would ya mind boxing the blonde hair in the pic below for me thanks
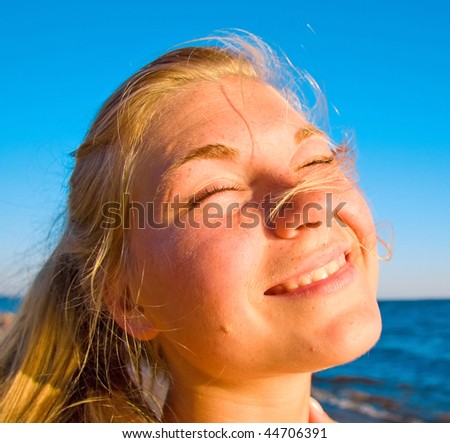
[0,32,332,422]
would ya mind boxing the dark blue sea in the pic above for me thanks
[313,299,450,422]
[0,296,21,313]
[1,296,449,422]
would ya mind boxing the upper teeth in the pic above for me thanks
[267,253,346,295]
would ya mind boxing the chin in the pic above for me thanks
[320,299,382,370]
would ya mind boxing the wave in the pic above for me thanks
[311,386,409,422]
[312,372,450,423]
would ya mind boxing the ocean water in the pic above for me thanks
[1,296,449,422]
[313,300,450,422]
[0,296,21,313]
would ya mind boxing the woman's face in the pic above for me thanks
[129,76,381,382]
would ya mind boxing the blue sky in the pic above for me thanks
[0,0,449,299]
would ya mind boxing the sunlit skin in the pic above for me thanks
[123,77,381,422]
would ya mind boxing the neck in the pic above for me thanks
[163,372,312,423]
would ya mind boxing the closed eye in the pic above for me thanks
[298,154,336,170]
[188,184,241,207]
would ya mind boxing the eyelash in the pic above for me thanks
[189,184,241,206]
[301,154,335,168]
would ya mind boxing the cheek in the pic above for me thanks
[349,191,379,291]
[171,226,257,287]
[131,224,262,330]
[132,225,269,375]
[341,188,378,248]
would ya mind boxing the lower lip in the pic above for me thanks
[265,259,357,299]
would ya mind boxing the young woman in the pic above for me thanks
[0,32,381,422]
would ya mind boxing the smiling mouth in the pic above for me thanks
[264,253,348,295]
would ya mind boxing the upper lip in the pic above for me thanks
[264,242,351,293]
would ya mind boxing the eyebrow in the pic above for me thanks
[157,143,239,197]
[169,143,240,171]
[165,142,239,177]
[294,125,326,144]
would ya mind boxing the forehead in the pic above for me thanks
[158,76,307,153]
[134,77,310,200]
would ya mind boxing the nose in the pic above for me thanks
[268,191,346,239]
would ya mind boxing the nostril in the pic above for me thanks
[302,221,322,229]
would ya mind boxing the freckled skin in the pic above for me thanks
[128,77,381,421]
